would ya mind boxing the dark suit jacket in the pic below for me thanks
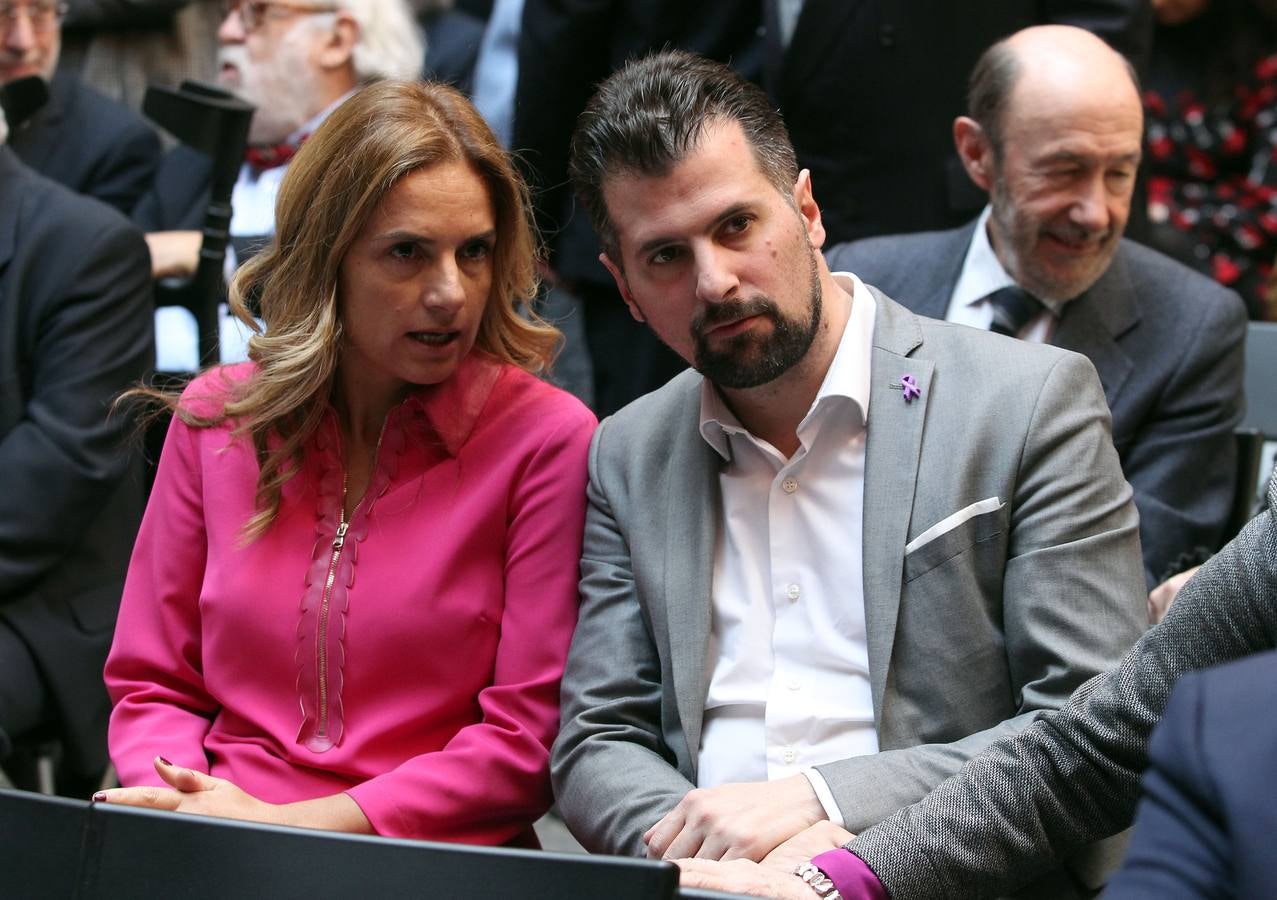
[421,8,485,95]
[827,224,1247,587]
[1104,650,1277,899]
[8,73,161,214]
[130,143,212,232]
[0,146,153,776]
[512,0,763,288]
[845,469,1277,900]
[767,0,1152,244]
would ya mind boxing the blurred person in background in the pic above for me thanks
[1,0,160,211]
[0,102,153,797]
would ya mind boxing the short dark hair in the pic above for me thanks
[967,36,1141,159]
[568,49,799,259]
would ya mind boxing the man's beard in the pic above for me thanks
[691,250,822,389]
[219,36,321,145]
[989,181,1119,304]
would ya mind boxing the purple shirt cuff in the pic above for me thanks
[812,848,888,900]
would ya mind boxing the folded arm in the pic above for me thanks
[847,473,1277,900]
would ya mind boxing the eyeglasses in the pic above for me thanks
[222,0,337,31]
[0,1,67,33]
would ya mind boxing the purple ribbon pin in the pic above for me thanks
[900,374,921,403]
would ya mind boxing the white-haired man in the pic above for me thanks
[137,0,422,282]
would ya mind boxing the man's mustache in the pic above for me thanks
[692,297,778,337]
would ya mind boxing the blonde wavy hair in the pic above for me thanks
[173,80,558,539]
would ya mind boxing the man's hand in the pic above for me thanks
[1148,565,1201,624]
[144,230,202,280]
[644,774,826,861]
[676,859,815,899]
[761,820,855,873]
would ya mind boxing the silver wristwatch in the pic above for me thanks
[793,861,843,899]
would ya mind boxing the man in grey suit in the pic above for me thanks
[551,49,1147,876]
[825,26,1247,592]
[679,467,1277,898]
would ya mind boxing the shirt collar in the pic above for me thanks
[243,89,359,181]
[698,273,876,461]
[951,205,1064,315]
[291,88,358,146]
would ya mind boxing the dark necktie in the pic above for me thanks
[985,285,1042,337]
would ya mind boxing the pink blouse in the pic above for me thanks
[105,354,595,845]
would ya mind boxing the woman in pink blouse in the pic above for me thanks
[98,80,596,846]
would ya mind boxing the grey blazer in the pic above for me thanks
[826,226,1248,587]
[850,469,1277,900]
[551,290,1147,856]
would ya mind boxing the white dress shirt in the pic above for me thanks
[696,273,878,825]
[945,205,1062,344]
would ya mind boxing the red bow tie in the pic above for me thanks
[244,134,308,174]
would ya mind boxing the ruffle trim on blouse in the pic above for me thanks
[292,353,503,753]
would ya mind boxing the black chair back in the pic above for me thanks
[0,790,86,900]
[142,81,255,368]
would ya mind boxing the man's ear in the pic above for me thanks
[792,169,826,250]
[317,12,359,70]
[600,252,645,323]
[953,116,995,193]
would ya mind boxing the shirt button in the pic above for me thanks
[782,477,799,494]
[786,583,801,601]
[783,747,797,764]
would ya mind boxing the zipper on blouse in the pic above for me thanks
[314,419,387,744]
[316,501,348,742]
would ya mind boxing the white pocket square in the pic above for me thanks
[905,496,1005,555]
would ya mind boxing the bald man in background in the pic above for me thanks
[827,24,1246,594]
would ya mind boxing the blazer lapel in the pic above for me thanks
[662,382,722,776]
[10,74,66,162]
[913,223,974,320]
[860,290,932,720]
[1051,245,1139,410]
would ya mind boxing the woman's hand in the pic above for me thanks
[761,820,856,873]
[94,757,280,824]
[94,757,372,834]
[676,859,817,899]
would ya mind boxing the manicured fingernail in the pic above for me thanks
[157,756,173,766]
[92,791,107,802]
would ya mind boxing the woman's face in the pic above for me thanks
[337,160,496,403]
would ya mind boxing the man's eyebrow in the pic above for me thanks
[1037,149,1142,167]
[634,202,756,258]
